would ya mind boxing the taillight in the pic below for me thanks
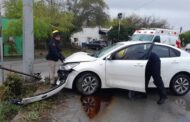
[176,40,181,48]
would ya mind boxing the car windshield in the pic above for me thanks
[131,34,154,41]
[90,43,124,58]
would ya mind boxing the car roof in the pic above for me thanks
[118,41,156,46]
[98,41,190,59]
[118,41,182,51]
[118,41,190,56]
[118,41,149,45]
[120,41,173,47]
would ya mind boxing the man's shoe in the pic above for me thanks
[157,97,168,105]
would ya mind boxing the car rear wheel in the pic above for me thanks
[170,74,190,96]
[76,73,100,96]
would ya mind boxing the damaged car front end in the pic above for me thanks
[57,62,80,85]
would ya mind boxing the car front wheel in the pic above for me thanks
[170,74,190,96]
[76,73,100,96]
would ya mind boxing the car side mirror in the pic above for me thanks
[106,52,118,60]
[154,39,160,43]
[106,55,113,60]
[153,36,161,43]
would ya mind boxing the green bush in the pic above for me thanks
[3,73,24,100]
[0,85,6,101]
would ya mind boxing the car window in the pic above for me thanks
[95,43,124,58]
[131,34,154,41]
[169,48,180,57]
[113,44,151,60]
[152,45,169,58]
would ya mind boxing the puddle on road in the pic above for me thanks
[80,95,112,119]
[48,89,190,122]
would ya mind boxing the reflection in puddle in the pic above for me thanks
[80,95,112,119]
[49,90,190,122]
[79,93,190,122]
[174,98,187,110]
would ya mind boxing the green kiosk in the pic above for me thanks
[1,18,23,56]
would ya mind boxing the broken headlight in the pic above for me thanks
[59,63,80,71]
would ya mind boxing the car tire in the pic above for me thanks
[170,74,190,96]
[76,73,100,96]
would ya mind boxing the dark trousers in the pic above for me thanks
[145,61,167,98]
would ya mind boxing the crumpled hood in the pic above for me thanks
[64,52,97,63]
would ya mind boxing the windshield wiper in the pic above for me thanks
[88,52,97,57]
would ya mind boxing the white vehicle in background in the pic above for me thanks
[131,28,181,48]
[185,43,190,52]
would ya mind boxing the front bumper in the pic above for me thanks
[57,69,79,88]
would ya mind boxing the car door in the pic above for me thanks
[105,43,152,92]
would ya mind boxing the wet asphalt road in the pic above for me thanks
[2,58,190,122]
[44,89,190,122]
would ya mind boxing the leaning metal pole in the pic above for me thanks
[23,0,34,78]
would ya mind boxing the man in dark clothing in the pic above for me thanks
[46,30,65,85]
[145,52,168,105]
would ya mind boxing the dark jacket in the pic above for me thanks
[46,38,65,62]
[148,52,160,64]
[146,52,161,72]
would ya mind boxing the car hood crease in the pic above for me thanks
[64,52,97,63]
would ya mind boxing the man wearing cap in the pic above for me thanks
[46,30,65,85]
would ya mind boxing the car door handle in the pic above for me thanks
[172,60,179,64]
[134,64,144,67]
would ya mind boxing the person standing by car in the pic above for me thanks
[46,30,65,85]
[145,52,168,105]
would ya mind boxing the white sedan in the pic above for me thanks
[58,41,190,96]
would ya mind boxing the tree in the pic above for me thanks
[3,0,75,44]
[108,14,169,42]
[3,0,22,18]
[180,31,190,45]
[65,0,109,27]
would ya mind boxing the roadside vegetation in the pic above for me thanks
[180,31,190,46]
[2,0,173,50]
[0,73,55,122]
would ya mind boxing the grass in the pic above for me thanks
[20,100,53,122]
[4,48,80,60]
[0,47,79,121]
[63,48,81,57]
[0,73,55,122]
[0,84,54,122]
[34,48,80,59]
[0,85,6,101]
[0,102,21,122]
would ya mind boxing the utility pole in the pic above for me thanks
[117,13,122,41]
[23,0,34,78]
[180,26,183,33]
[0,5,4,84]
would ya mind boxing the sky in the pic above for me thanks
[0,0,189,32]
[105,0,190,32]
